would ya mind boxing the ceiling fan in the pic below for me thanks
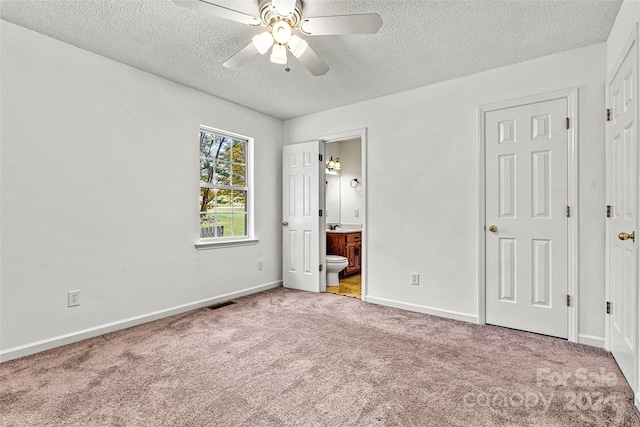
[173,0,383,76]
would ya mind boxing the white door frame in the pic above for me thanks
[319,128,368,300]
[605,23,640,407]
[477,88,579,343]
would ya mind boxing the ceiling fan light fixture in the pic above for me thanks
[272,20,292,44]
[287,35,308,58]
[173,0,383,77]
[270,43,288,64]
[252,32,274,54]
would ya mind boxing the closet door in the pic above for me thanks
[607,29,638,393]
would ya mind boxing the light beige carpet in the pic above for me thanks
[1,287,639,426]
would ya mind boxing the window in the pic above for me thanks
[199,126,253,244]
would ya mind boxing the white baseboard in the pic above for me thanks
[365,295,478,324]
[0,281,282,363]
[365,296,607,349]
[577,334,606,348]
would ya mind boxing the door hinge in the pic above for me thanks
[319,209,323,217]
[606,301,611,314]
[566,117,570,129]
[319,264,323,272]
[319,154,323,162]
[606,109,611,121]
[566,295,571,307]
[566,206,570,217]
[606,205,612,218]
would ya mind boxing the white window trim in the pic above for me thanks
[195,238,259,250]
[195,125,255,250]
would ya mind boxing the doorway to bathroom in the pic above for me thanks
[281,128,367,299]
[323,133,365,300]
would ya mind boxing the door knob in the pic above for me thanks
[282,221,289,226]
[488,225,498,233]
[618,231,635,242]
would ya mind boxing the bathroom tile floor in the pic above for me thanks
[326,274,361,298]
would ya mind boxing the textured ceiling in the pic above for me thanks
[0,0,623,120]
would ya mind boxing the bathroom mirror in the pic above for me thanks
[325,174,341,224]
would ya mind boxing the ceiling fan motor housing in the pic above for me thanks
[259,0,303,27]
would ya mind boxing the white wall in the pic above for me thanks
[338,139,362,226]
[325,142,341,224]
[607,0,640,77]
[325,174,341,224]
[284,43,608,344]
[0,22,283,360]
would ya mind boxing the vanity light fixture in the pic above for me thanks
[326,156,341,171]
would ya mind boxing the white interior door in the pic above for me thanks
[607,39,637,391]
[282,141,322,292]
[485,98,569,338]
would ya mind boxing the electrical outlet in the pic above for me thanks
[354,209,359,217]
[68,290,80,307]
[411,273,420,286]
[258,260,264,270]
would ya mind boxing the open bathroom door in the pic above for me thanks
[282,141,324,292]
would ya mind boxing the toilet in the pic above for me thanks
[326,255,349,287]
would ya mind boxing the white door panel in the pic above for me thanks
[283,141,322,292]
[607,39,637,391]
[486,98,569,338]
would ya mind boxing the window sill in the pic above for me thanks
[195,238,259,250]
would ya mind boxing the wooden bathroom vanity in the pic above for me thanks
[326,231,361,278]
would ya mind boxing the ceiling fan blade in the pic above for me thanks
[223,43,259,69]
[272,0,296,16]
[173,0,261,26]
[297,45,329,76]
[301,13,382,35]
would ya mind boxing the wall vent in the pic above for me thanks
[207,301,236,310]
